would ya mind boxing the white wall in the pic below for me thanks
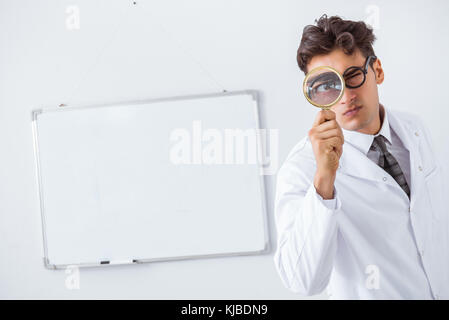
[1,0,448,299]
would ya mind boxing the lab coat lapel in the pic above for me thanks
[338,140,390,183]
[387,110,434,260]
[338,128,405,195]
[387,109,425,209]
[338,108,423,205]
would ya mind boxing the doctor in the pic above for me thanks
[273,15,448,299]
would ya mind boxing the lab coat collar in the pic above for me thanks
[341,103,392,155]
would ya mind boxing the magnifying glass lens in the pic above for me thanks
[304,69,343,107]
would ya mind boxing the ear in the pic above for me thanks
[373,58,384,84]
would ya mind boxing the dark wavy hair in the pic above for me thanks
[297,14,376,74]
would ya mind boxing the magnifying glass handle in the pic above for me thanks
[322,106,331,122]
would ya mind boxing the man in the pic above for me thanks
[273,14,448,299]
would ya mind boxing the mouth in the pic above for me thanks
[344,106,362,117]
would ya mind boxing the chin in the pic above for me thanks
[342,120,363,131]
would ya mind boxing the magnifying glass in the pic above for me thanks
[303,66,345,110]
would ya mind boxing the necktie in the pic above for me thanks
[370,135,411,199]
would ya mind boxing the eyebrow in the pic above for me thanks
[309,72,339,86]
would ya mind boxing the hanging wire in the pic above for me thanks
[64,2,134,104]
[137,3,227,93]
[63,1,227,105]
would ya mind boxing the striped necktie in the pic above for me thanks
[370,135,410,199]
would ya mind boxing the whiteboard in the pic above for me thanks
[31,91,269,269]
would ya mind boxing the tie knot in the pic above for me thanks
[371,135,387,153]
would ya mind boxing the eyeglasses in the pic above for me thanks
[302,55,377,109]
[343,55,377,89]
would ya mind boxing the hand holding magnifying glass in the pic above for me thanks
[303,65,346,199]
[302,56,377,199]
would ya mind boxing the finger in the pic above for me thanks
[314,119,340,133]
[312,109,336,127]
[323,136,344,151]
[321,109,336,122]
[332,137,343,156]
[315,128,341,140]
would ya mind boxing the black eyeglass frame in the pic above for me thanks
[343,55,377,89]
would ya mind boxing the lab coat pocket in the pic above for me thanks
[424,165,443,222]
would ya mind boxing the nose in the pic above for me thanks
[340,88,357,105]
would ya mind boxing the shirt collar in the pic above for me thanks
[341,103,392,155]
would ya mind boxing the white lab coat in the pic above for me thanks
[273,107,449,299]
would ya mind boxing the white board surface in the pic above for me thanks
[32,91,269,269]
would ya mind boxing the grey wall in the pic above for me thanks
[1,0,448,299]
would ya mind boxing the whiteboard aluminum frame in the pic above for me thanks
[31,90,270,269]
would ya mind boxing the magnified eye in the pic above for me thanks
[304,67,344,106]
[309,72,341,93]
[313,80,341,93]
[308,79,342,106]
